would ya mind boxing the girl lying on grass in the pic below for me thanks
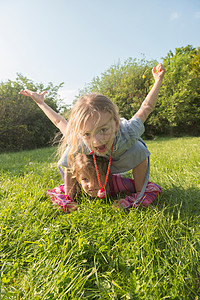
[47,153,162,213]
[19,63,165,212]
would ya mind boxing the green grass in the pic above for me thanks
[0,137,199,299]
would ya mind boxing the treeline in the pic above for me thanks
[0,75,64,152]
[78,45,200,137]
[0,45,199,152]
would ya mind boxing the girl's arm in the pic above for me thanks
[110,174,162,209]
[134,63,166,123]
[64,168,77,197]
[19,89,68,135]
[113,180,162,210]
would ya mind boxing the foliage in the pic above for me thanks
[0,137,199,298]
[1,45,200,154]
[0,74,64,152]
[76,46,200,137]
[77,57,157,121]
[190,46,200,77]
[151,45,200,135]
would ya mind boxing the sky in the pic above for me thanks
[0,0,200,106]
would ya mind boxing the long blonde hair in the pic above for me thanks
[58,93,119,166]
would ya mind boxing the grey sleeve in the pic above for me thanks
[126,117,145,138]
[58,146,70,168]
[120,117,145,141]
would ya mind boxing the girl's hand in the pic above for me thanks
[152,63,166,82]
[19,89,47,105]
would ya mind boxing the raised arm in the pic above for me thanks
[134,63,166,123]
[19,89,68,135]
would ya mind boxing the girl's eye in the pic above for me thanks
[81,178,88,182]
[100,128,108,133]
[83,132,90,138]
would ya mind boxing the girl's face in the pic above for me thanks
[79,171,105,197]
[81,112,118,155]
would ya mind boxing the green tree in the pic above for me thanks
[154,45,200,135]
[67,46,200,137]
[77,57,157,121]
[0,74,64,152]
[189,46,200,77]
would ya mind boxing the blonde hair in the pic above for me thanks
[58,93,119,166]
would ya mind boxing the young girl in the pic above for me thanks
[46,154,162,213]
[19,63,165,201]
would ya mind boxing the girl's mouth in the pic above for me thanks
[89,188,98,192]
[95,145,107,153]
[88,189,98,196]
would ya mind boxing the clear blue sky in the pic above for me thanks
[0,0,199,105]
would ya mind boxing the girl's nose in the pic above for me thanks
[92,134,100,145]
[89,179,97,189]
[89,180,94,188]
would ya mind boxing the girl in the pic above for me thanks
[19,63,165,200]
[47,154,162,213]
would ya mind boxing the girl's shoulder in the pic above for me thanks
[112,117,145,154]
[119,116,144,132]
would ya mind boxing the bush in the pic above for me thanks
[0,75,65,152]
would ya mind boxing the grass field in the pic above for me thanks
[0,137,199,299]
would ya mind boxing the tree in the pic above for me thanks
[65,46,200,137]
[154,45,200,135]
[77,57,157,122]
[0,74,64,152]
[189,47,200,77]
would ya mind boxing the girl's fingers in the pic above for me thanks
[154,64,166,76]
[156,64,162,72]
[152,64,166,80]
[23,89,31,95]
[157,63,165,72]
[19,90,47,98]
[41,91,48,96]
[19,89,31,95]
[19,90,25,95]
[152,66,156,75]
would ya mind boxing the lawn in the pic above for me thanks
[0,137,199,299]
